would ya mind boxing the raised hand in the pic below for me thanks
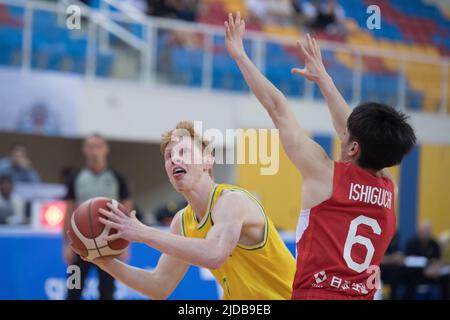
[291,34,329,84]
[224,12,246,60]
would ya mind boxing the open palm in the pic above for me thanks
[225,12,246,59]
[292,34,328,83]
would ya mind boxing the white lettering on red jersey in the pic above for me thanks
[292,161,396,300]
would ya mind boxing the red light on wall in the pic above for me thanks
[40,201,66,229]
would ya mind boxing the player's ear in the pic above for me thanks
[203,152,215,172]
[348,141,360,157]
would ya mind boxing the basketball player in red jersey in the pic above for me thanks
[226,12,416,299]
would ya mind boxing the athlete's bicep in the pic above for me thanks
[285,130,333,181]
[206,193,246,258]
[269,100,332,181]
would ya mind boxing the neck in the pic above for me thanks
[87,162,106,173]
[182,175,215,222]
[347,159,380,176]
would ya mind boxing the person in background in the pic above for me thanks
[403,221,445,299]
[175,0,201,22]
[300,0,321,27]
[0,175,25,225]
[301,0,346,36]
[379,233,404,299]
[434,230,450,299]
[317,0,346,35]
[155,200,187,226]
[146,0,178,18]
[0,143,41,183]
[146,0,200,21]
[246,0,294,25]
[62,133,133,300]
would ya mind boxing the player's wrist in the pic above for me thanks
[97,257,114,270]
[316,73,333,88]
[233,52,248,63]
[135,224,152,243]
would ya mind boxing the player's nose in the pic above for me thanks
[171,154,182,165]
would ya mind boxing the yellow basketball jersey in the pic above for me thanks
[180,184,296,300]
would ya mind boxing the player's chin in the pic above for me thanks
[171,177,188,193]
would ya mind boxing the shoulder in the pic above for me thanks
[170,209,186,235]
[217,189,251,207]
[109,168,127,181]
[212,189,252,221]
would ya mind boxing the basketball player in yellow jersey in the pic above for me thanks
[81,121,296,300]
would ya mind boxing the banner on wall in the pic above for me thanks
[0,69,81,137]
[0,231,296,300]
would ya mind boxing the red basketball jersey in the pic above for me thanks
[292,161,396,300]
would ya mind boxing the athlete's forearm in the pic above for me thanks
[140,226,225,269]
[317,74,351,140]
[98,258,168,300]
[234,53,289,118]
[234,53,307,153]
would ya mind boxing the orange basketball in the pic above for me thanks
[67,197,129,259]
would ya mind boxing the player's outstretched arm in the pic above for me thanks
[225,12,332,180]
[98,194,245,270]
[292,34,350,141]
[83,212,189,300]
[293,36,397,188]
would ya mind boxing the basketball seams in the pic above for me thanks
[70,208,96,251]
[87,199,103,258]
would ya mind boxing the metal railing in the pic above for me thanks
[0,0,448,114]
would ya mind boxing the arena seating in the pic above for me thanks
[0,0,448,112]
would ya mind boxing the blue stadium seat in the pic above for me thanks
[171,46,203,87]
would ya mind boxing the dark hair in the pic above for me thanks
[347,102,416,171]
[0,175,12,184]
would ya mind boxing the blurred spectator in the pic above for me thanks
[175,0,200,22]
[62,133,133,300]
[59,166,75,186]
[403,221,448,299]
[438,230,450,267]
[380,233,404,300]
[146,0,200,22]
[0,143,41,183]
[155,200,187,226]
[147,0,177,17]
[0,175,25,225]
[301,0,346,36]
[300,0,320,26]
[246,0,294,25]
[437,230,450,299]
